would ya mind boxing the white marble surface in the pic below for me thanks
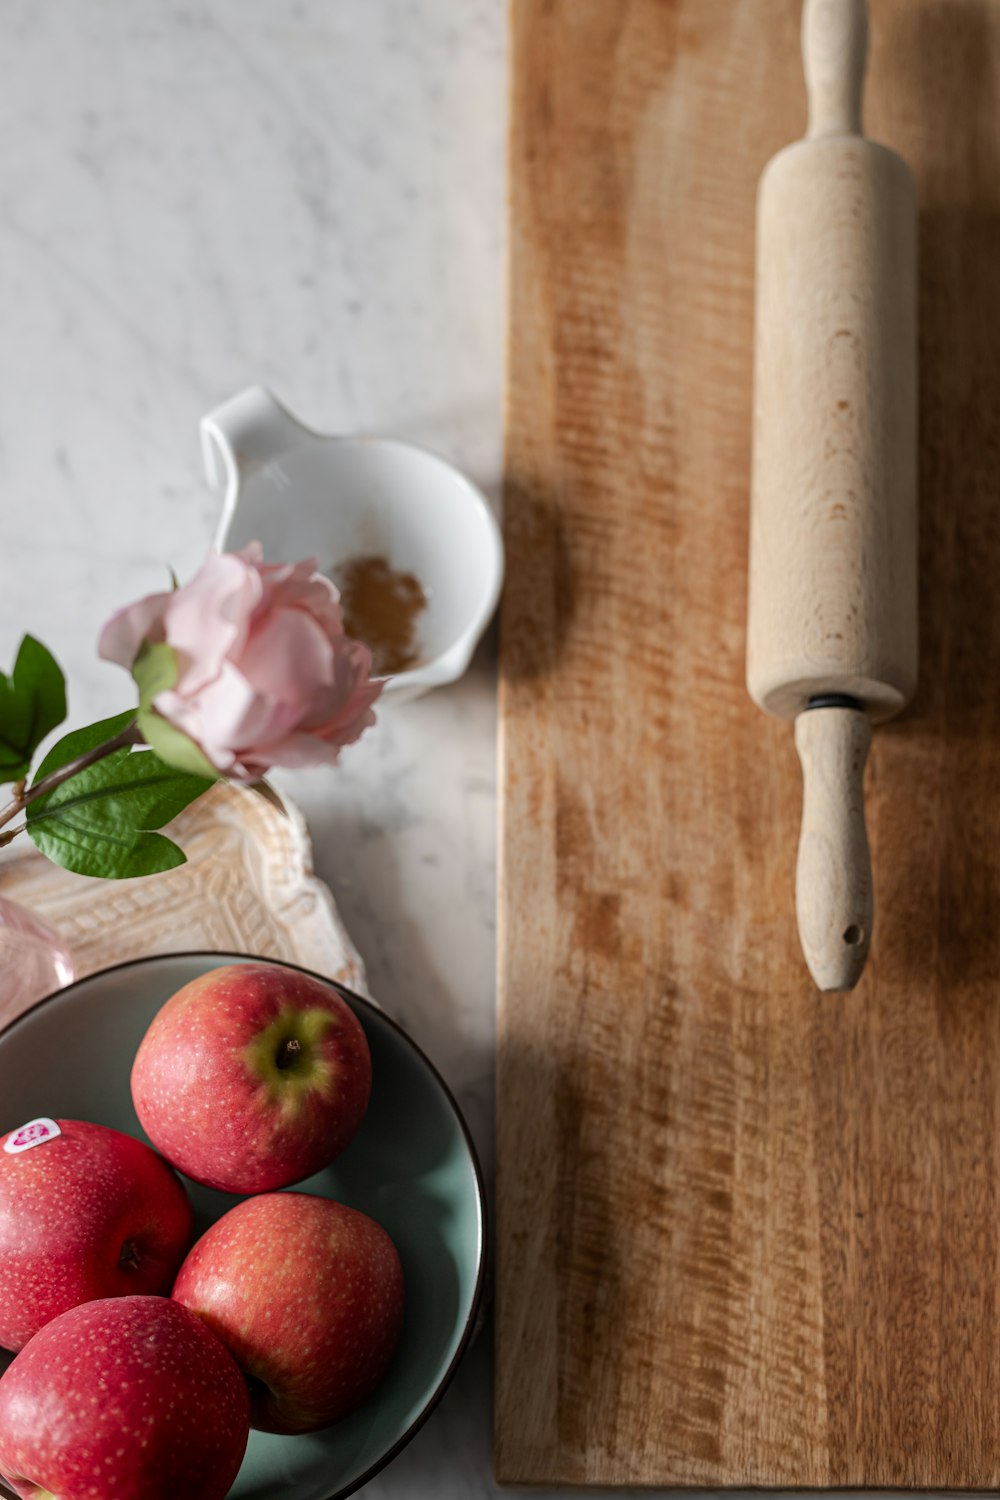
[0,9,907,1499]
[0,3,509,1495]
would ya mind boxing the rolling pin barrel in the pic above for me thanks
[746,0,918,991]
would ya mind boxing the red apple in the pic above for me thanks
[0,1117,193,1352]
[0,1295,249,1500]
[173,1192,404,1433]
[131,962,372,1193]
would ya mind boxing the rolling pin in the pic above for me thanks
[746,0,917,992]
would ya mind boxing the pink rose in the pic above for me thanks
[99,543,382,780]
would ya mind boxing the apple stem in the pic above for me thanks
[276,1037,302,1070]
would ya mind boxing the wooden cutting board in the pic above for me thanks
[496,0,1000,1487]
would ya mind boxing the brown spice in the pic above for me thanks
[335,554,428,677]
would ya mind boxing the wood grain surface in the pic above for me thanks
[496,0,1000,1486]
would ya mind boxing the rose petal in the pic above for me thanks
[238,733,347,775]
[247,653,382,773]
[98,592,172,669]
[118,543,381,779]
[153,662,262,775]
[238,609,335,705]
[162,551,262,694]
[300,639,381,735]
[259,559,343,636]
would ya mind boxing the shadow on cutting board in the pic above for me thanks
[876,0,1000,991]
[500,479,577,681]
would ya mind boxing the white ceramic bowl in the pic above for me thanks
[202,387,504,703]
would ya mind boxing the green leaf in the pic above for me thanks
[31,711,137,785]
[132,644,219,780]
[133,642,177,709]
[27,737,214,880]
[0,635,67,781]
[137,706,219,781]
[248,779,287,816]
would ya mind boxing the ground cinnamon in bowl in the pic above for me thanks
[334,555,428,677]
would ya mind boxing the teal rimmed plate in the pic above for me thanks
[0,952,486,1500]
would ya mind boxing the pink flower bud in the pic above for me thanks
[99,544,382,779]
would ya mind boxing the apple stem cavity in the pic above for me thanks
[276,1037,303,1070]
[117,1239,142,1271]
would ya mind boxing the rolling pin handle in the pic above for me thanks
[794,704,873,992]
[802,0,868,139]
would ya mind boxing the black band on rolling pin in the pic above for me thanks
[805,693,864,712]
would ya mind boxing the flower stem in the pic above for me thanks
[0,720,142,835]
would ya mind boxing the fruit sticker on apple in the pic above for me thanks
[131,961,372,1194]
[3,1119,61,1154]
[0,1118,194,1352]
